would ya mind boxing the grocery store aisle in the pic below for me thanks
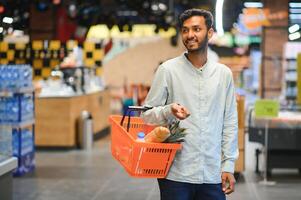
[13,134,301,200]
[13,135,160,200]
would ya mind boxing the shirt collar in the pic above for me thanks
[182,52,216,78]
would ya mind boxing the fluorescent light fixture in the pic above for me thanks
[289,3,301,8]
[0,27,3,33]
[289,14,301,19]
[151,4,158,11]
[289,24,300,33]
[215,0,225,36]
[244,2,263,8]
[3,17,13,24]
[289,32,301,40]
[289,8,301,13]
[158,3,167,11]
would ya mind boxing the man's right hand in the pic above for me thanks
[171,103,190,120]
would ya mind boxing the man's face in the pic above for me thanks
[181,16,213,53]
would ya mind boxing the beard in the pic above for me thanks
[185,34,208,53]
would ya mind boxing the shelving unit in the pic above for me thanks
[284,58,297,100]
[0,157,17,200]
[0,65,35,178]
[282,42,301,107]
[0,88,18,200]
[0,89,35,176]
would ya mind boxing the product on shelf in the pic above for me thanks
[282,42,301,104]
[12,128,34,157]
[0,94,34,123]
[0,65,32,91]
[12,127,35,176]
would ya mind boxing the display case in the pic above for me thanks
[248,111,301,175]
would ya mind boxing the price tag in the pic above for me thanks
[254,99,279,118]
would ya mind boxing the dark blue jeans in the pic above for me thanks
[158,179,226,200]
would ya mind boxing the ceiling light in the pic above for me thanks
[158,3,167,11]
[288,24,300,33]
[289,3,301,8]
[68,2,77,18]
[289,14,301,19]
[151,2,168,15]
[216,0,225,36]
[151,4,158,11]
[3,17,13,24]
[289,8,301,14]
[244,2,263,8]
[289,32,301,40]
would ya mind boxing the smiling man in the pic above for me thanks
[141,9,238,200]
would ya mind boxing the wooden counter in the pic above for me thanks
[35,90,110,147]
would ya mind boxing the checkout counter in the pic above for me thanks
[34,65,110,147]
[35,90,110,147]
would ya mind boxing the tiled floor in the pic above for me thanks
[13,134,301,200]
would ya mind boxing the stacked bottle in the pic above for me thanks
[0,65,32,90]
[0,94,34,123]
[12,128,33,157]
[0,64,35,176]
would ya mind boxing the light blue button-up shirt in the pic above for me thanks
[141,53,238,184]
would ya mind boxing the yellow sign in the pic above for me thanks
[254,99,279,118]
[87,24,177,39]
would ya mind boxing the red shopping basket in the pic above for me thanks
[109,110,182,178]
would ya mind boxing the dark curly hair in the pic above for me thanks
[178,8,214,30]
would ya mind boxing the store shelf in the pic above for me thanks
[286,58,297,61]
[286,68,297,72]
[286,79,297,82]
[0,119,35,128]
[0,157,17,176]
[0,87,34,97]
[282,42,301,104]
[286,95,297,100]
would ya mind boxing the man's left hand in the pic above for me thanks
[221,172,236,195]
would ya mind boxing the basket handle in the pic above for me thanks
[120,105,153,132]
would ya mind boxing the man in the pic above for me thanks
[141,8,238,200]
